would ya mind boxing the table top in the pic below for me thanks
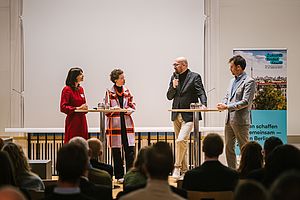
[168,108,222,112]
[75,108,128,113]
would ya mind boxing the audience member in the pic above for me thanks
[87,138,113,177]
[0,138,4,150]
[262,136,283,162]
[269,170,300,200]
[2,143,45,191]
[238,141,263,179]
[0,186,27,200]
[69,137,111,188]
[43,143,93,200]
[247,137,283,182]
[120,142,185,200]
[45,142,112,200]
[234,180,268,200]
[123,146,148,190]
[183,133,238,191]
[263,144,300,188]
[0,151,17,186]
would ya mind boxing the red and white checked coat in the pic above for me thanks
[105,86,136,148]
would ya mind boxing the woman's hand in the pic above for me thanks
[77,104,88,110]
[125,108,135,115]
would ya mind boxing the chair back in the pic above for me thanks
[188,191,234,200]
[28,190,45,200]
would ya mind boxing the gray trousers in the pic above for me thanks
[225,123,249,169]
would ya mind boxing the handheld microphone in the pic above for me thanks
[173,72,179,80]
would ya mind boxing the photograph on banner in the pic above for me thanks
[233,49,287,154]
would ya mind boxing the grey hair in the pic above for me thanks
[69,136,89,151]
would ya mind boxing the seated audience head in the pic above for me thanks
[56,143,88,184]
[87,138,102,160]
[0,186,27,200]
[69,136,90,155]
[0,151,16,186]
[2,143,31,181]
[145,142,173,180]
[234,180,268,200]
[0,138,4,150]
[202,133,223,159]
[238,141,263,178]
[263,136,283,161]
[264,144,300,187]
[269,170,300,200]
[131,146,149,174]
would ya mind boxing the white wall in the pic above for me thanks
[2,0,300,136]
[206,0,300,135]
[0,0,10,131]
[23,0,205,128]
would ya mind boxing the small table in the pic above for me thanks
[168,108,221,167]
[75,108,128,162]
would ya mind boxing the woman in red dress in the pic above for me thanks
[60,67,88,143]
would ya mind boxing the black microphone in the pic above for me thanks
[173,72,179,80]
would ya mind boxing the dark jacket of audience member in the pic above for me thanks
[43,143,94,200]
[238,141,263,179]
[2,143,45,191]
[183,133,239,191]
[69,137,112,188]
[45,177,112,200]
[263,144,300,188]
[88,138,113,177]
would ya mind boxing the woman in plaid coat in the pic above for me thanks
[105,69,136,182]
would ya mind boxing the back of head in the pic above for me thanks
[238,141,263,177]
[69,136,89,151]
[56,143,88,183]
[202,133,224,158]
[263,136,283,161]
[2,143,31,175]
[264,144,300,187]
[145,142,173,180]
[132,146,149,173]
[87,138,102,159]
[0,138,4,150]
[0,151,16,186]
[0,186,27,200]
[234,180,268,200]
[270,170,300,200]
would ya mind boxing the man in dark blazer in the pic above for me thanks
[217,55,256,169]
[167,57,207,178]
[87,138,113,177]
[182,133,239,192]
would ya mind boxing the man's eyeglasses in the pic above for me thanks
[173,63,180,67]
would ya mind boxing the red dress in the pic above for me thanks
[60,86,88,143]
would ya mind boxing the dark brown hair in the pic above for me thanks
[65,67,83,90]
[110,69,123,83]
[229,55,246,70]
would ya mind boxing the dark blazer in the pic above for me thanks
[90,159,113,178]
[167,69,207,122]
[182,160,239,191]
[45,177,112,200]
